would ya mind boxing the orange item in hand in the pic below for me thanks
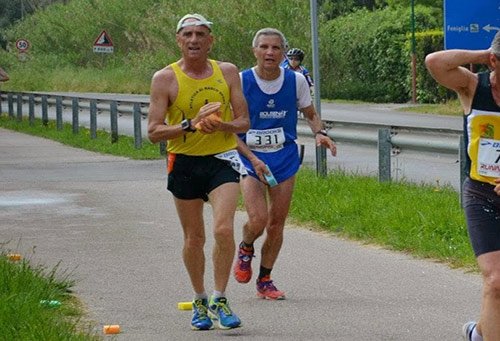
[194,113,221,130]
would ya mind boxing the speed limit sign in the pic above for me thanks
[15,39,30,52]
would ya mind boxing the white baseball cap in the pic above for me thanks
[176,13,213,33]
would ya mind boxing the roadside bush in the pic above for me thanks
[0,0,312,92]
[320,5,441,103]
[406,30,456,103]
[1,0,448,103]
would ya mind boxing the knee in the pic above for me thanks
[266,222,284,241]
[213,225,233,242]
[483,271,500,299]
[184,235,205,250]
[248,212,267,230]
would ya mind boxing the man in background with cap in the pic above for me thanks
[148,13,249,331]
[426,32,500,341]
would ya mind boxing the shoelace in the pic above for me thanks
[214,298,233,316]
[193,300,208,318]
[237,250,254,270]
[259,279,278,291]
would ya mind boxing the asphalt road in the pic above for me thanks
[0,128,481,341]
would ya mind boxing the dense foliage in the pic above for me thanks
[320,5,442,102]
[0,0,450,102]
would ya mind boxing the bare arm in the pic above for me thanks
[425,49,491,113]
[147,67,186,143]
[301,104,337,157]
[236,137,268,183]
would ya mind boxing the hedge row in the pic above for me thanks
[319,6,450,103]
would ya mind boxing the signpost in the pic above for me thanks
[15,38,30,62]
[444,0,500,49]
[15,39,30,52]
[93,30,114,53]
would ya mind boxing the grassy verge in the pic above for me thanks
[399,99,463,116]
[0,252,99,340]
[0,114,162,160]
[292,169,472,269]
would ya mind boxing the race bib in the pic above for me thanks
[477,138,500,177]
[214,149,248,176]
[246,128,285,153]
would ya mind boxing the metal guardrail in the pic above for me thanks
[0,91,465,189]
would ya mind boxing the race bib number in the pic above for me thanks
[214,149,248,176]
[246,128,285,153]
[477,138,500,177]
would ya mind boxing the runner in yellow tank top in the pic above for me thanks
[147,13,249,331]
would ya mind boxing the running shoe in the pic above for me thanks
[462,321,477,341]
[256,275,285,300]
[208,296,241,329]
[191,298,213,331]
[233,243,254,283]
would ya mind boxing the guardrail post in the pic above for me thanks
[29,94,35,126]
[378,128,392,182]
[133,103,142,149]
[316,146,327,177]
[458,135,466,205]
[42,95,48,126]
[159,141,167,156]
[8,93,14,118]
[72,97,79,134]
[90,99,97,139]
[56,96,63,130]
[16,93,23,121]
[110,101,118,143]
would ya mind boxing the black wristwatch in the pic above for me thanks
[181,119,196,132]
[315,129,328,137]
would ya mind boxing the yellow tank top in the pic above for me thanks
[467,109,500,184]
[166,60,237,155]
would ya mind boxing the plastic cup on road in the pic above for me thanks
[103,325,121,334]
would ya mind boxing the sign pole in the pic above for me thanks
[411,0,417,104]
[310,0,327,177]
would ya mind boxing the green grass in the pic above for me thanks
[399,99,463,116]
[0,114,162,160]
[291,169,473,269]
[0,251,99,340]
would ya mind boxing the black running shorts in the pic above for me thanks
[167,153,240,202]
[462,177,500,257]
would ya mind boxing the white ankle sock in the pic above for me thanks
[471,326,483,341]
[212,290,224,298]
[194,293,207,300]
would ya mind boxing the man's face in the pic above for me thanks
[253,34,284,71]
[176,20,213,59]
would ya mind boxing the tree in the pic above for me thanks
[0,0,66,49]
[318,0,383,20]
[386,0,442,8]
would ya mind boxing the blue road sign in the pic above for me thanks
[444,0,500,50]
